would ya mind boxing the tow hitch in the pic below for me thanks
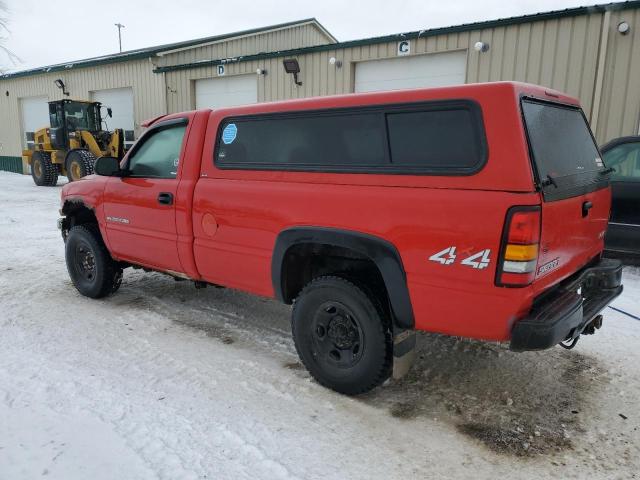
[560,314,604,350]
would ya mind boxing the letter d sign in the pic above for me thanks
[397,40,410,56]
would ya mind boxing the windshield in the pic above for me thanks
[522,99,606,199]
[64,102,100,131]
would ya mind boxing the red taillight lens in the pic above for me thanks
[507,210,541,244]
[496,206,541,287]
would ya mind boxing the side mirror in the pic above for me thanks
[107,107,113,118]
[94,156,121,176]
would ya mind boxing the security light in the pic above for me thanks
[256,68,267,75]
[618,21,630,35]
[283,59,302,86]
[54,79,70,96]
[474,41,490,53]
[329,57,343,68]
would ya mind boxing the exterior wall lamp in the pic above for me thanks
[474,41,490,53]
[54,79,70,96]
[618,21,630,35]
[329,57,343,68]
[283,59,302,86]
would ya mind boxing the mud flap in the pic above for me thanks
[392,329,417,379]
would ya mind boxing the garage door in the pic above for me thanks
[195,75,257,109]
[91,87,135,148]
[354,51,467,93]
[20,96,49,149]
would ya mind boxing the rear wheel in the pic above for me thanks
[66,149,96,182]
[65,225,122,298]
[292,276,392,395]
[31,151,58,186]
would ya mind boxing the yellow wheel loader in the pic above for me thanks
[23,99,125,186]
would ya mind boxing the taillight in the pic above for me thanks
[496,206,541,287]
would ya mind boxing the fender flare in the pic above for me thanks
[272,227,415,329]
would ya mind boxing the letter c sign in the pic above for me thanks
[397,40,410,56]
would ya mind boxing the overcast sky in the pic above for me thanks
[2,0,596,71]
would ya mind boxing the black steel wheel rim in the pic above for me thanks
[74,241,96,282]
[310,301,365,369]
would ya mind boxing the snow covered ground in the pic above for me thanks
[0,171,638,480]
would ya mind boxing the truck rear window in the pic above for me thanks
[215,101,486,175]
[522,99,606,200]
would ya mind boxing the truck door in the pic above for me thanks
[103,118,188,273]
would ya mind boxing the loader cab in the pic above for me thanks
[48,100,104,149]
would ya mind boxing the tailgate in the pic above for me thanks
[521,98,611,293]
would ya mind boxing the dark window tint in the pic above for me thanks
[128,125,186,178]
[49,103,61,129]
[216,101,487,174]
[603,141,640,182]
[386,108,483,169]
[217,113,385,168]
[64,102,100,131]
[522,100,603,188]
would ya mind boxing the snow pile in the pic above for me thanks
[0,171,638,479]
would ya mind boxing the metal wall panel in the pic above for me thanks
[596,8,640,142]
[232,12,605,126]
[156,23,333,68]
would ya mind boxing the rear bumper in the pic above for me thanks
[510,258,623,351]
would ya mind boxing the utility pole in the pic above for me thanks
[114,23,125,52]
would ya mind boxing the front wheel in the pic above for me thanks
[292,276,392,395]
[65,225,122,298]
[66,150,96,182]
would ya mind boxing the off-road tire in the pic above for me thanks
[66,149,96,182]
[31,151,58,186]
[65,225,123,298]
[292,276,392,395]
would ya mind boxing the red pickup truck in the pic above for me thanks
[59,82,623,395]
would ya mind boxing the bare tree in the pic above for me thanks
[0,1,19,73]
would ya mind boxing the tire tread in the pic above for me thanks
[292,275,392,395]
[65,224,122,298]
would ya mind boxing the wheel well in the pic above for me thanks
[61,201,98,231]
[280,243,389,308]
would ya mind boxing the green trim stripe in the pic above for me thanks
[0,156,23,174]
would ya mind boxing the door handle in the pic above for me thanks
[158,192,174,205]
[582,200,593,217]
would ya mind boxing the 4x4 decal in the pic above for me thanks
[428,246,457,265]
[461,249,491,269]
[429,247,491,269]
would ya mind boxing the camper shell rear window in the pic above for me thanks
[521,98,608,201]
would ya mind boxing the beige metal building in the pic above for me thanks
[1,2,639,175]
